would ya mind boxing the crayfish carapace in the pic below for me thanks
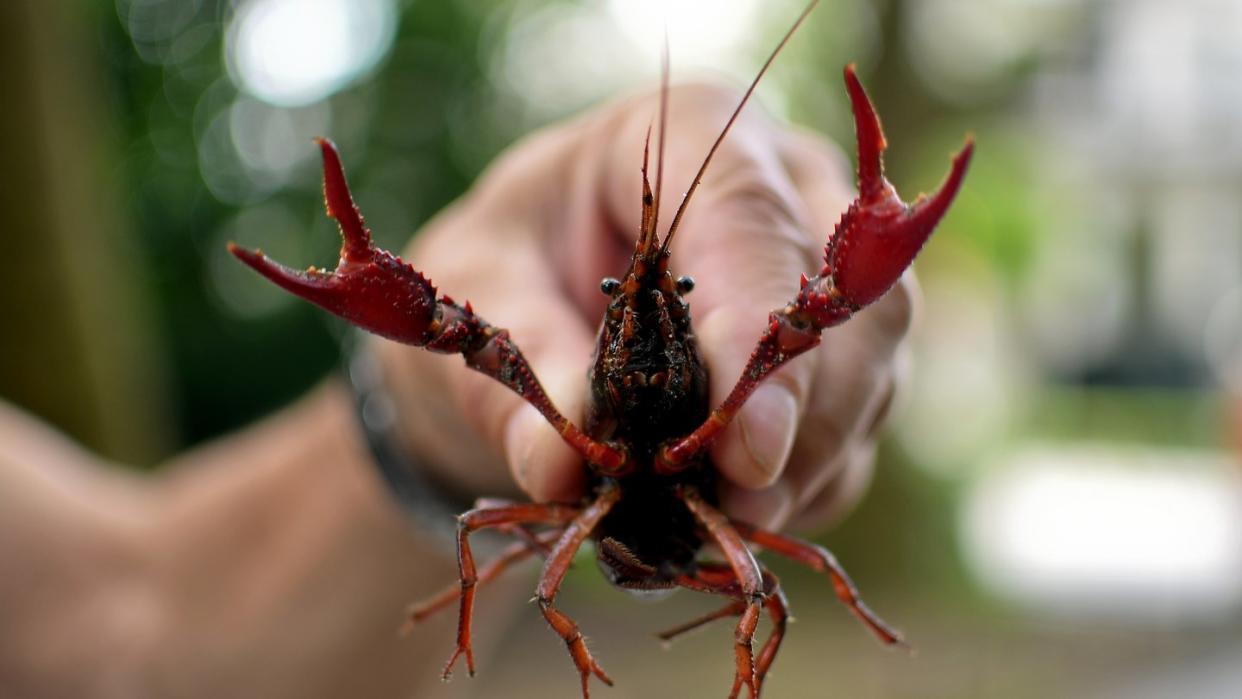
[229,1,973,696]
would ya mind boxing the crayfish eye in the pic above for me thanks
[600,277,621,295]
[676,276,695,294]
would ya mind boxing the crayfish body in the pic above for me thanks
[230,2,973,696]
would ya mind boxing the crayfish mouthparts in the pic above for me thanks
[229,0,971,695]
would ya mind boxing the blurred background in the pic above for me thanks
[2,0,1241,696]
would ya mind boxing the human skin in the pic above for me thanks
[0,83,913,698]
[379,83,913,533]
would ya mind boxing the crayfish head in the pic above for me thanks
[588,253,710,463]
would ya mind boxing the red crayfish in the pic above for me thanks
[230,2,972,696]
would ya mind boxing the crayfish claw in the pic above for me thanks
[641,64,972,472]
[825,66,975,310]
[227,244,333,292]
[229,238,438,345]
[229,142,440,345]
[905,136,975,245]
[843,63,890,205]
[314,137,373,263]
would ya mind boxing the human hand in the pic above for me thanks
[376,83,915,532]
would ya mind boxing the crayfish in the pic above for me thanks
[229,1,973,696]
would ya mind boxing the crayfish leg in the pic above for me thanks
[663,563,790,697]
[731,520,908,651]
[535,488,621,699]
[441,502,582,680]
[400,527,558,634]
[679,488,766,699]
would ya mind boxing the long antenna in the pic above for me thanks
[650,25,670,253]
[660,0,819,256]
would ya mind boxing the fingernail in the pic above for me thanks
[737,384,798,485]
[721,481,794,531]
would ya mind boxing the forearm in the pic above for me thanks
[0,383,521,698]
[147,381,463,697]
[0,401,159,697]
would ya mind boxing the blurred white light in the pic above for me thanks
[226,0,396,107]
[497,0,782,122]
[962,444,1242,620]
[229,97,332,186]
[607,0,760,65]
[496,4,630,118]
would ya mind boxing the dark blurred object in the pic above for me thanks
[0,0,173,464]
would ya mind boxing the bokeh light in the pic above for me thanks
[225,0,397,108]
[962,445,1242,619]
[607,0,760,65]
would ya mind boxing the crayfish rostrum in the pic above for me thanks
[229,2,973,696]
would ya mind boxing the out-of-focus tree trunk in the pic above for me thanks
[0,0,174,465]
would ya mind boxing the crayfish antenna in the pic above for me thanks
[635,31,671,261]
[650,25,670,254]
[659,0,820,258]
[639,123,656,253]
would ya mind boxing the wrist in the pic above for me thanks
[347,342,479,542]
[371,335,526,500]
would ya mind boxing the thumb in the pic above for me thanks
[674,164,820,490]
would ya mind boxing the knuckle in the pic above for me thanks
[710,174,800,229]
[670,81,750,117]
[699,175,821,272]
[779,127,851,178]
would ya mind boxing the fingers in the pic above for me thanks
[690,173,823,491]
[378,237,596,504]
[719,479,795,532]
[721,317,899,533]
[380,81,918,522]
[785,441,878,533]
[764,129,916,529]
[776,314,903,521]
[438,213,598,504]
[595,83,826,491]
[382,125,603,504]
[710,126,916,529]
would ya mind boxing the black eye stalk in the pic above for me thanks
[676,276,695,294]
[600,278,621,295]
